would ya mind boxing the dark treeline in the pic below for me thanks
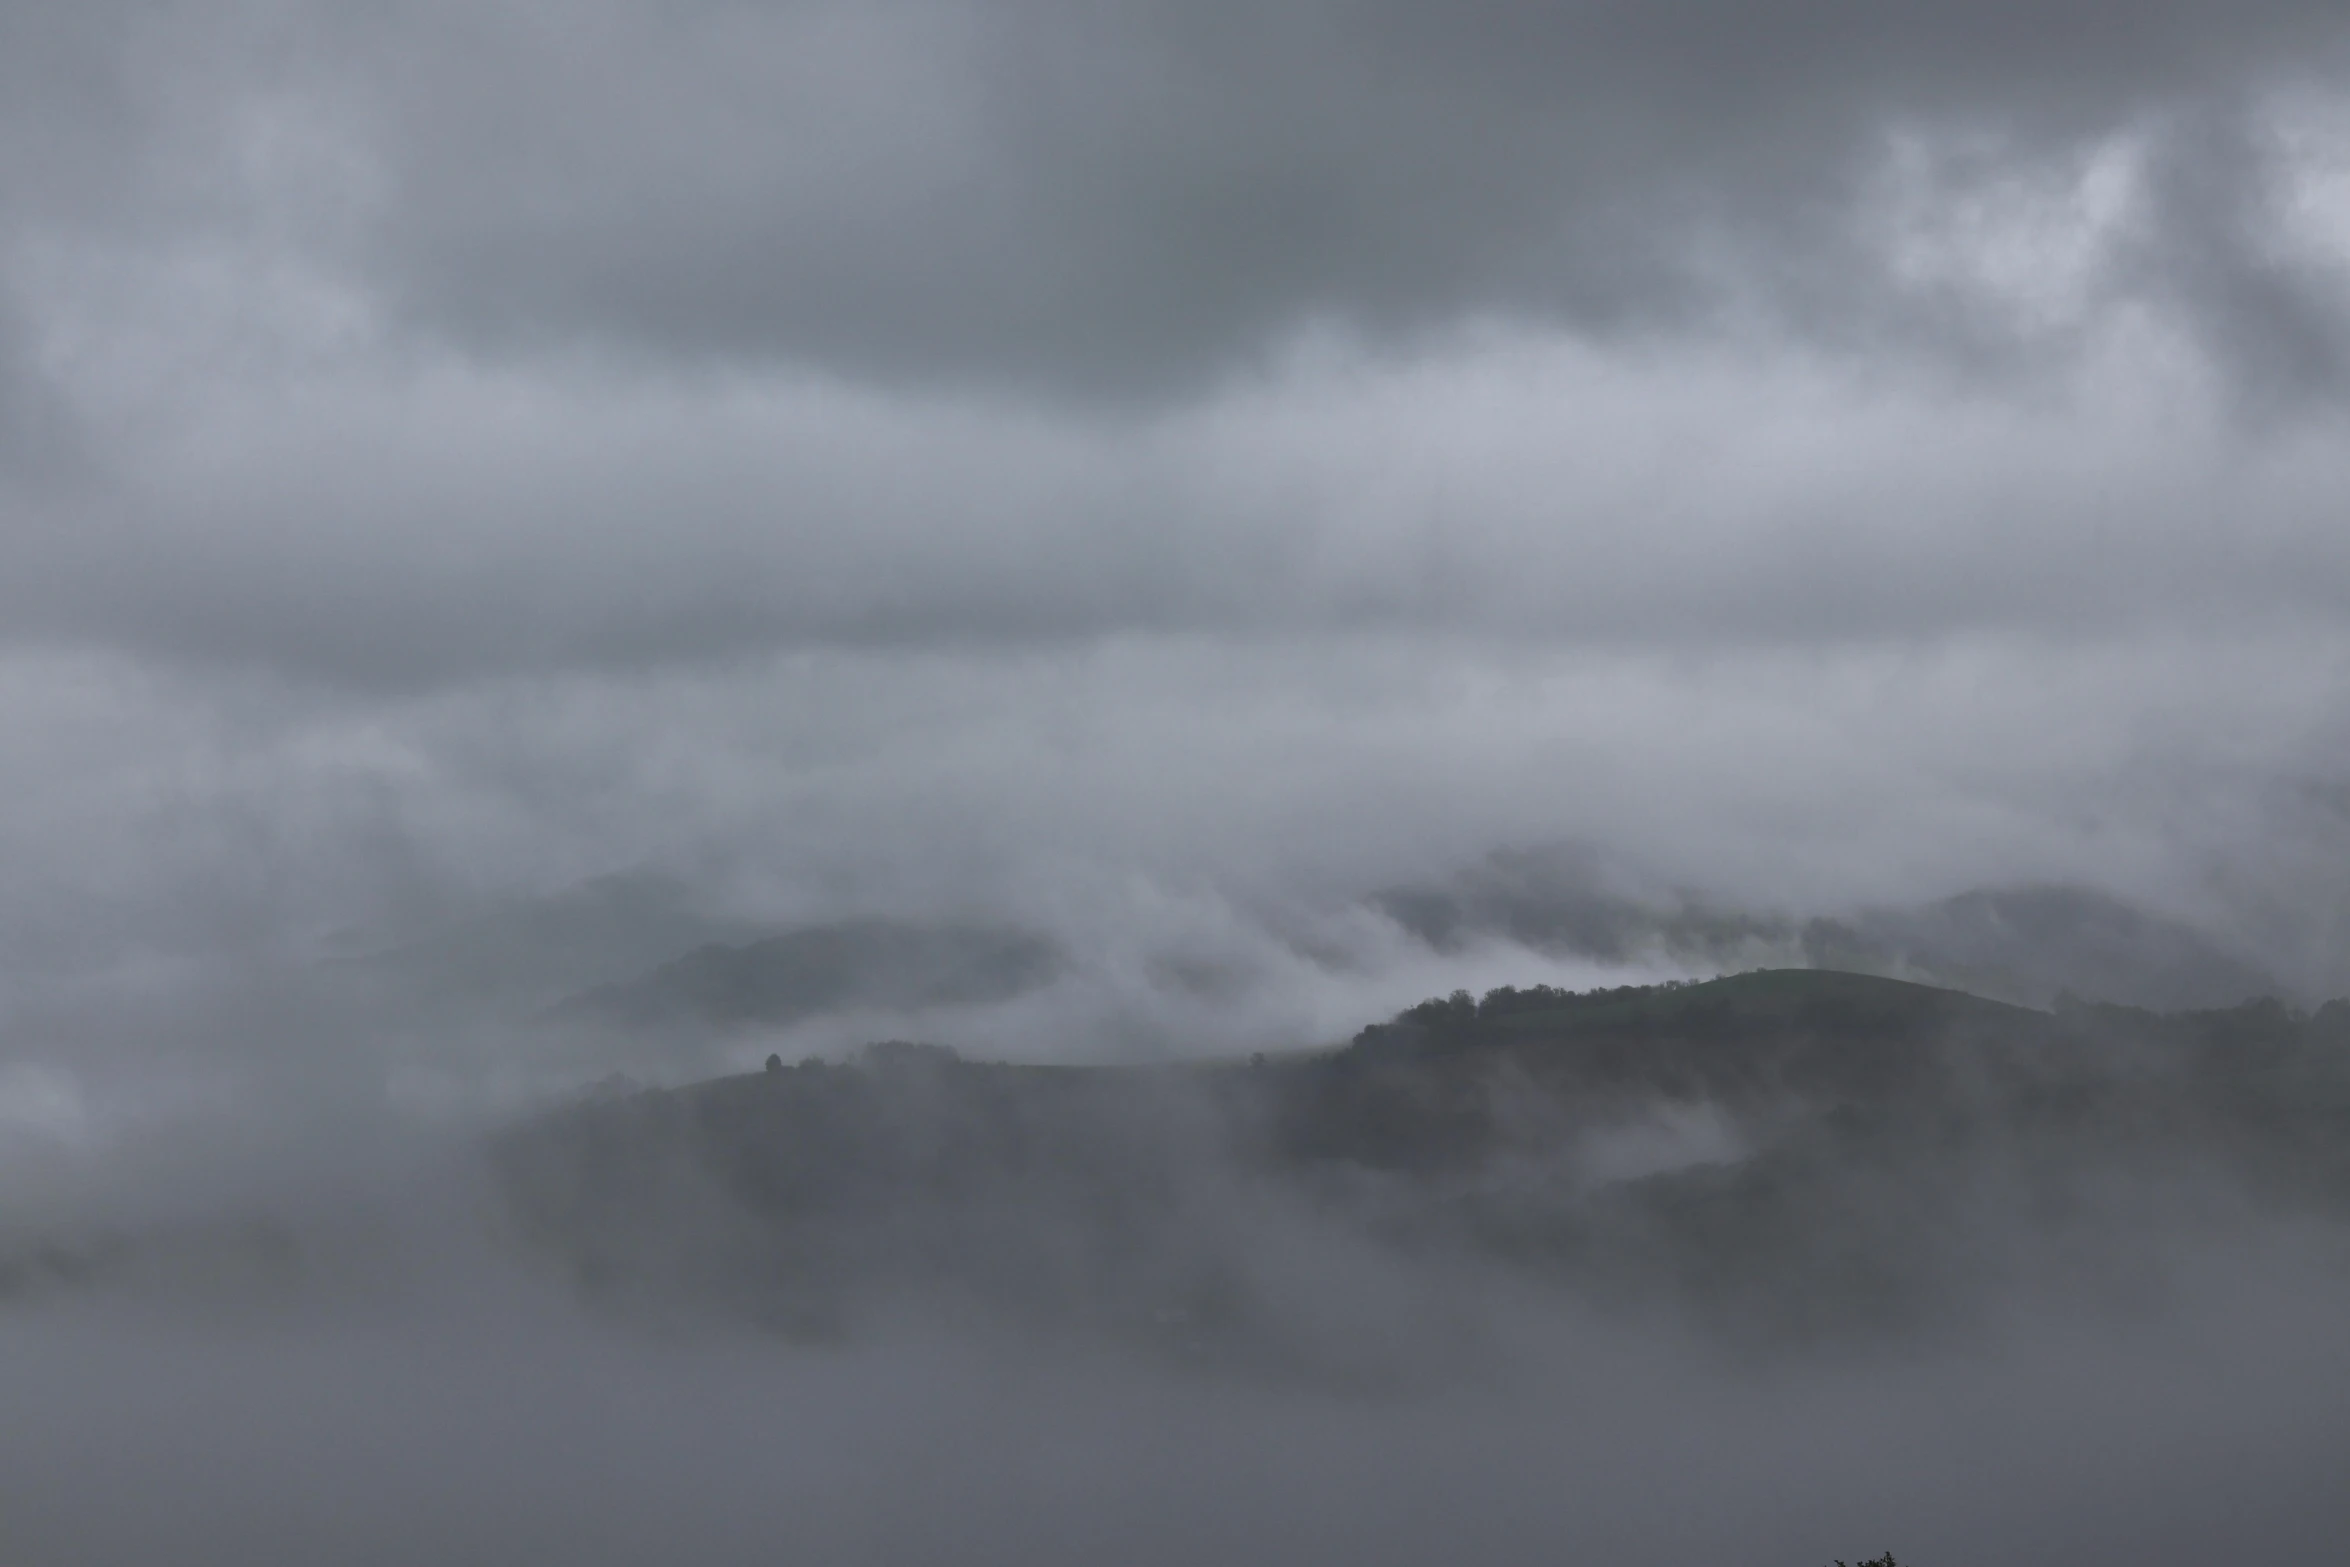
[488,970,2350,1364]
[1393,980,1697,1030]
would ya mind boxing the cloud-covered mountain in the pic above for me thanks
[328,871,767,1015]
[10,965,2350,1562]
[7,1,2350,1559]
[484,968,2350,1361]
[1810,883,2284,1012]
[545,919,1061,1033]
[1378,849,2284,1010]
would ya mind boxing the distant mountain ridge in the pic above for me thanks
[325,871,766,1014]
[1378,851,2280,1011]
[546,918,1061,1031]
[1804,885,2280,1013]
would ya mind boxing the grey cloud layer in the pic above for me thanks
[6,1,2350,396]
[6,25,2350,1565]
[0,1,2345,683]
[0,1,2346,1089]
[0,337,2345,685]
[333,0,2350,392]
[4,629,2344,1097]
[4,22,2350,1565]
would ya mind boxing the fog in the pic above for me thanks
[6,0,2350,1561]
[5,1016,2350,1566]
[4,1243,2348,1566]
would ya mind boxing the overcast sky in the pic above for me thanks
[5,1,2350,1097]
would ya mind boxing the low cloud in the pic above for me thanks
[2,9,2349,1556]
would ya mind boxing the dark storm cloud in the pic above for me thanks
[290,0,2350,395]
[2127,106,2350,403]
[0,0,2342,689]
[10,1,2349,397]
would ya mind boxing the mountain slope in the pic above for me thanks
[1378,849,2281,1010]
[492,970,2350,1360]
[545,919,1061,1031]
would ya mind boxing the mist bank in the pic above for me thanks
[15,970,2348,1355]
[7,622,2347,1112]
[6,3,2347,1559]
[2,1247,2345,1567]
[5,969,2350,1564]
[488,970,2350,1358]
[4,1248,2345,1567]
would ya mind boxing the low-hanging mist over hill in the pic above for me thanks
[7,966,2350,1563]
[9,847,2337,1565]
[304,853,2304,1079]
[492,969,2350,1359]
[544,919,1062,1033]
[1377,850,2286,1013]
[11,0,2350,1558]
